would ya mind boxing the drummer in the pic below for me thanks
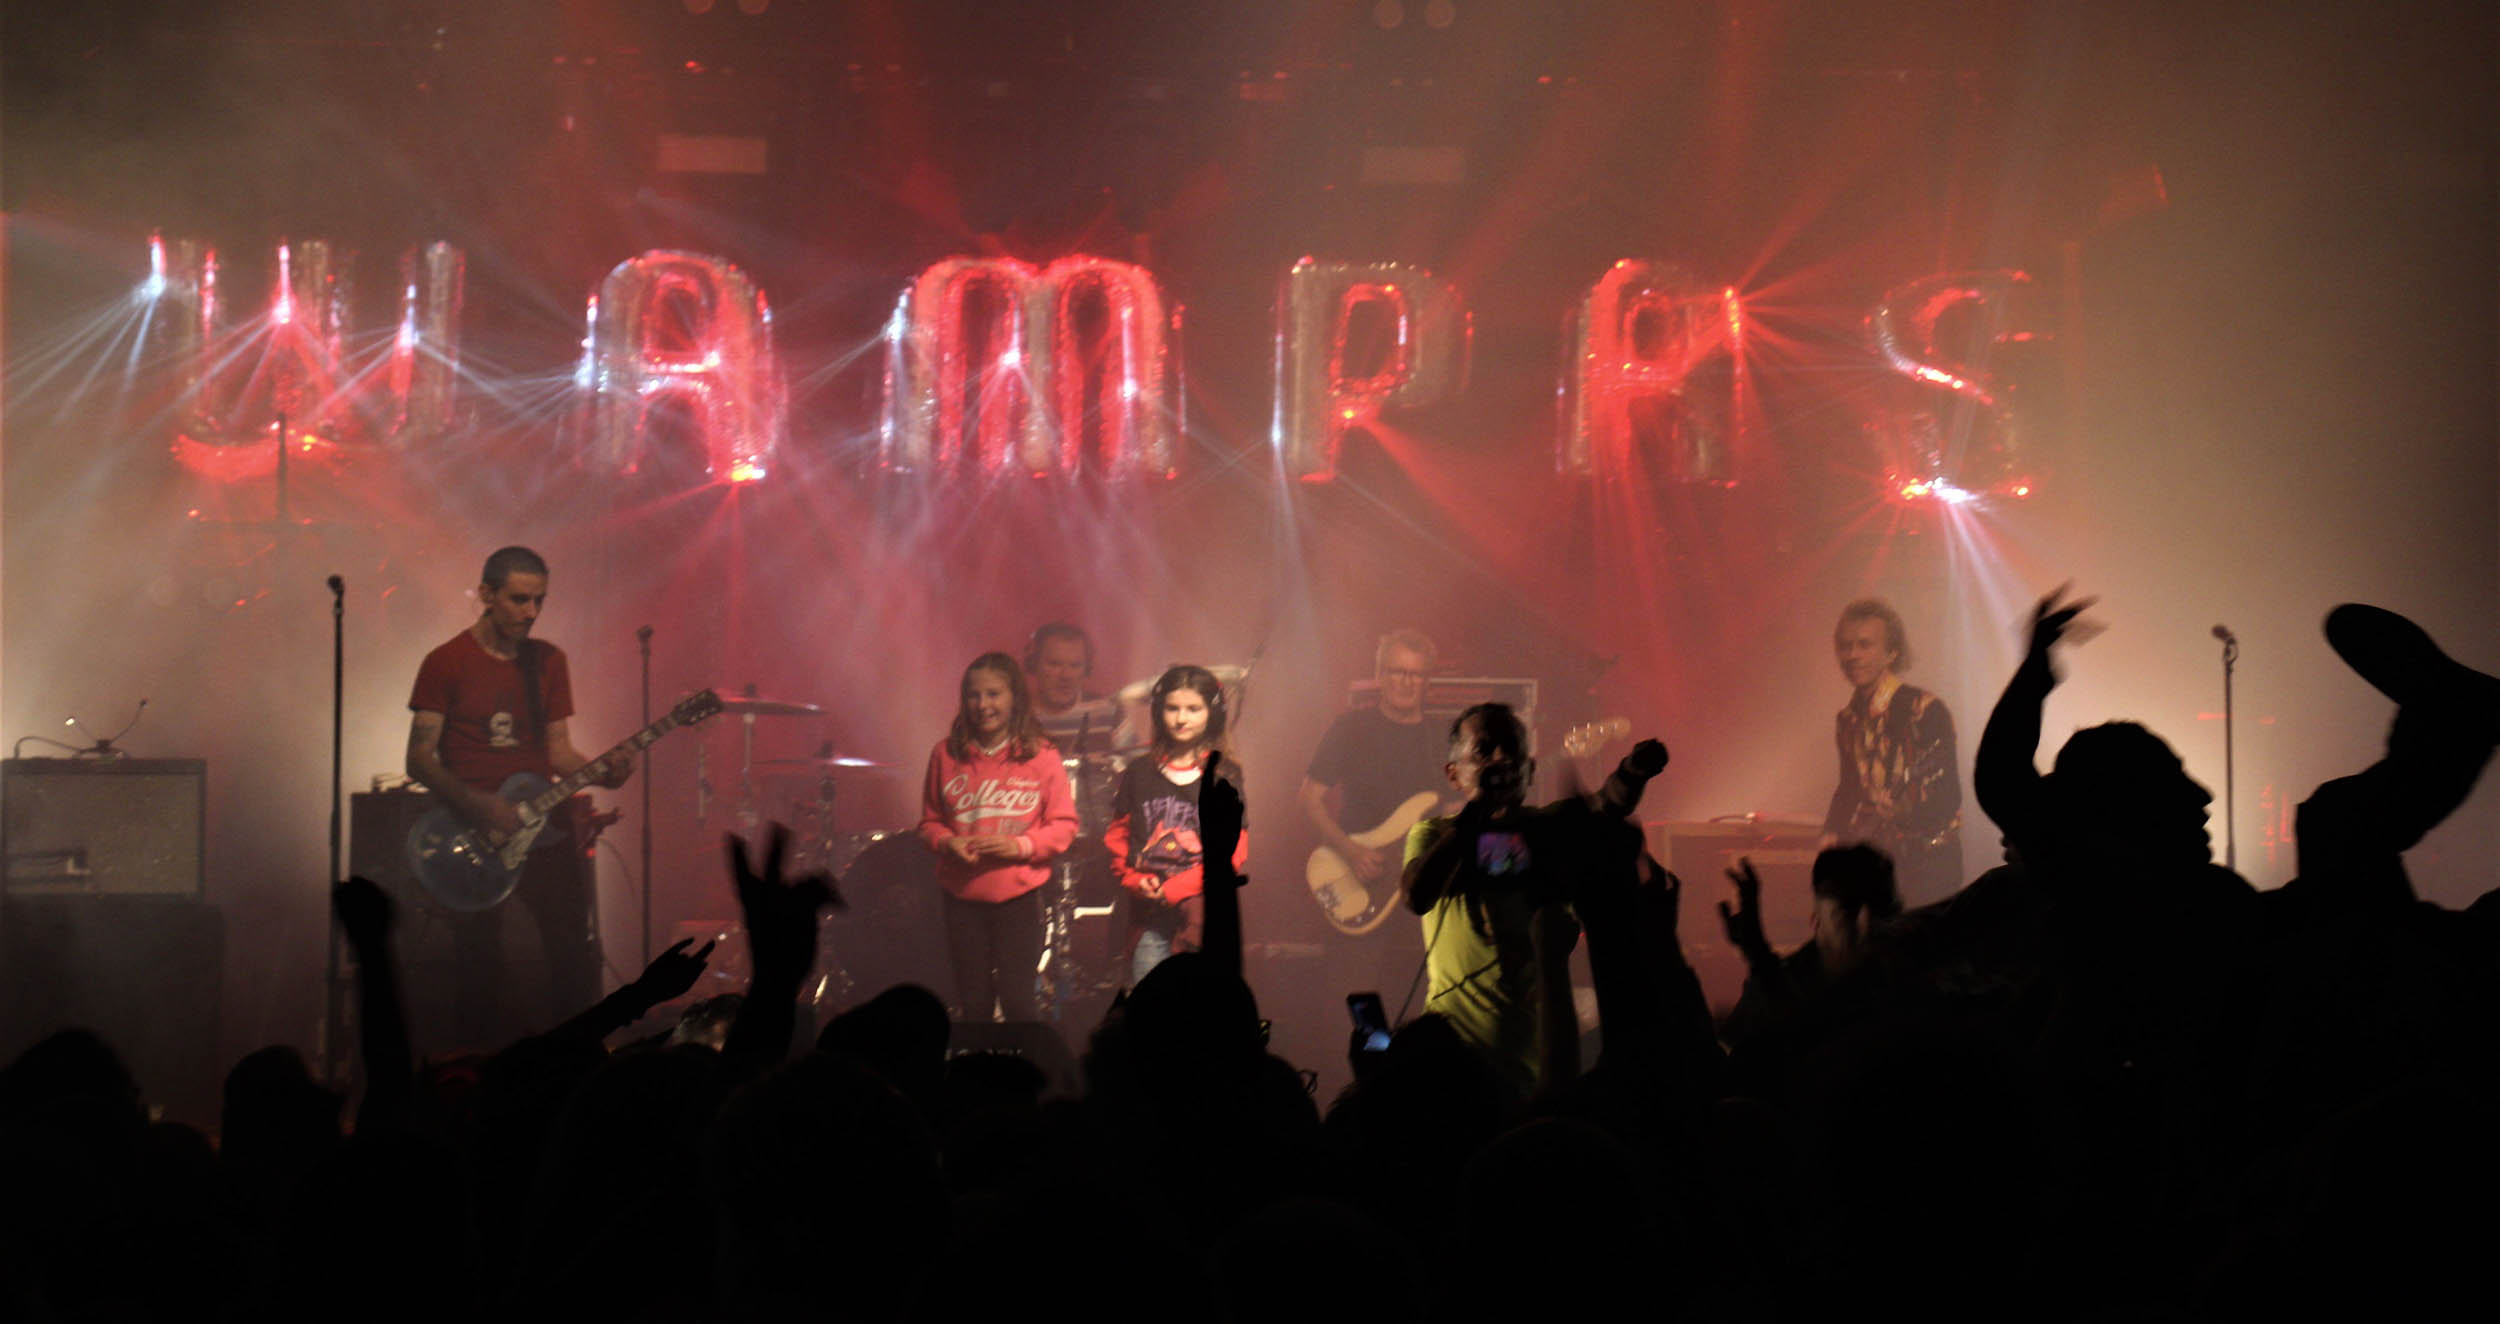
[1025,623,1138,758]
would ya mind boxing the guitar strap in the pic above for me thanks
[516,638,574,844]
[517,638,547,744]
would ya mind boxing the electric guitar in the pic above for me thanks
[1303,716,1630,935]
[408,689,723,912]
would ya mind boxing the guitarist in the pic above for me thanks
[1298,629,1452,1003]
[1823,598,1964,904]
[406,546,633,1042]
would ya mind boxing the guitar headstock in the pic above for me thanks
[1560,716,1631,758]
[675,689,726,727]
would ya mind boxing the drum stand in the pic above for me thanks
[1037,852,1123,1023]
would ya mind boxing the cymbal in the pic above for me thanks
[755,755,891,772]
[1115,663,1251,706]
[716,694,824,717]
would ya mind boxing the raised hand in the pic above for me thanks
[725,825,841,986]
[333,875,394,951]
[623,936,716,1007]
[1199,752,1244,885]
[1717,857,1775,966]
[1627,737,1670,779]
[2026,582,2103,670]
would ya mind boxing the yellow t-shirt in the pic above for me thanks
[1406,816,1543,1095]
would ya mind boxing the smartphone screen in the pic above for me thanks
[1346,991,1392,1052]
[1475,829,1530,877]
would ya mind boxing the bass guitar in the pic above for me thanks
[1305,791,1442,936]
[408,689,723,912]
[1303,716,1630,934]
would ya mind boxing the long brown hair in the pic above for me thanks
[1147,663,1230,764]
[946,651,1046,762]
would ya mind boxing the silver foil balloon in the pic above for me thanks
[880,258,1038,476]
[144,232,223,442]
[1271,257,1470,481]
[583,250,787,482]
[1026,257,1177,478]
[385,241,464,445]
[879,256,1178,478]
[268,237,354,439]
[1556,259,1738,484]
[1867,269,2038,494]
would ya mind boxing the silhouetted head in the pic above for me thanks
[0,1027,143,1125]
[2049,721,2213,872]
[818,983,951,1099]
[704,1052,945,1317]
[219,1045,343,1168]
[1122,952,1265,1096]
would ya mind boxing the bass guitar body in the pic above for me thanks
[1305,791,1440,936]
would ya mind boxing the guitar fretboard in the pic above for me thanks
[518,696,718,817]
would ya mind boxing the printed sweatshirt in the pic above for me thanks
[916,739,1079,902]
[1102,755,1249,906]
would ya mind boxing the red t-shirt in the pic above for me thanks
[409,629,575,793]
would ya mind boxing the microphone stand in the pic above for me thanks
[323,573,347,1083]
[638,624,654,967]
[2220,630,2238,872]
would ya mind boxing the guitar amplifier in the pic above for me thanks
[2,758,206,896]
[350,788,436,910]
[1346,676,1539,729]
[1649,819,1823,1013]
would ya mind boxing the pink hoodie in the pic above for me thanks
[916,739,1079,902]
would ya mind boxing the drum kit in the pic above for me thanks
[687,666,1249,1023]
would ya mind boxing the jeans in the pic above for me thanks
[943,888,1044,1022]
[1126,892,1203,984]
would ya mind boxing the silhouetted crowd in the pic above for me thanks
[5,594,2496,1322]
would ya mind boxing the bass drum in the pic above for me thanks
[811,831,953,1017]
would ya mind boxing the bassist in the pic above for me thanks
[406,545,633,1042]
[1299,629,1450,1006]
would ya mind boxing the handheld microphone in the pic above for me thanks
[2211,624,2236,645]
[637,625,654,643]
[327,574,344,596]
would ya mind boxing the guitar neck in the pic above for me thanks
[519,712,685,816]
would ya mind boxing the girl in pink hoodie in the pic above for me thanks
[918,651,1078,1021]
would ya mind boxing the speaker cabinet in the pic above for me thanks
[350,788,434,911]
[3,758,206,897]
[0,895,225,1126]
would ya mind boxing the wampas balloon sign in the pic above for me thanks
[138,232,2050,502]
